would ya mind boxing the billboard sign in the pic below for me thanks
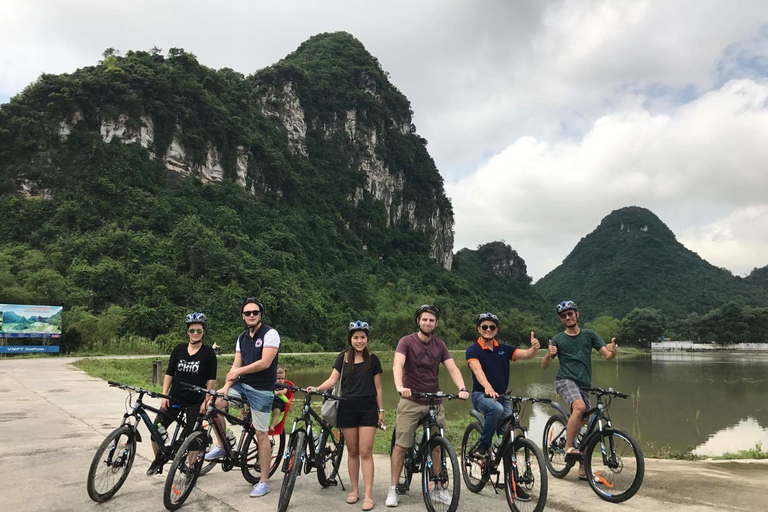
[0,304,63,338]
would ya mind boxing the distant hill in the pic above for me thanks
[534,206,768,320]
[744,265,768,288]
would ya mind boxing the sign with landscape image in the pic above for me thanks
[0,304,62,338]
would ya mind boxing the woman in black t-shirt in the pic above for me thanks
[314,321,383,511]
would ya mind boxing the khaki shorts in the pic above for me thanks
[394,398,446,448]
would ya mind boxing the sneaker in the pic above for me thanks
[432,488,452,505]
[385,486,399,507]
[468,443,489,460]
[511,484,531,502]
[204,445,226,460]
[146,458,163,476]
[250,482,270,497]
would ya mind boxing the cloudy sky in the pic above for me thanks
[2,1,768,280]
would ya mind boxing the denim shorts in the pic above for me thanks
[227,381,273,432]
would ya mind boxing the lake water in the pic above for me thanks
[283,352,768,456]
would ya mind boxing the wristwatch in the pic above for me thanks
[378,409,385,412]
[460,388,468,392]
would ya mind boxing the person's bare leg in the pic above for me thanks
[256,430,271,484]
[358,427,376,502]
[390,444,407,486]
[344,427,360,498]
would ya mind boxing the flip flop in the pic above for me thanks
[578,473,588,481]
[362,498,374,511]
[347,492,359,504]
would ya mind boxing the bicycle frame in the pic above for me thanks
[120,390,186,461]
[283,393,336,472]
[197,402,254,464]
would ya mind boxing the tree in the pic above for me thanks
[619,308,665,347]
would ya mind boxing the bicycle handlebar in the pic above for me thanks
[485,393,552,405]
[178,382,248,406]
[108,380,170,400]
[276,383,345,401]
[583,387,629,399]
[410,391,462,400]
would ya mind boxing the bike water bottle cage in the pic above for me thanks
[185,312,207,326]
[348,320,370,334]
[414,304,440,322]
[475,312,499,326]
[555,301,578,314]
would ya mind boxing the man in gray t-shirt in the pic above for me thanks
[386,305,469,508]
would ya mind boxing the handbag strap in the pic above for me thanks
[333,353,345,396]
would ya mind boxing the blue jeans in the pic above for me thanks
[471,392,512,450]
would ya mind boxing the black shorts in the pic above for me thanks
[337,396,378,428]
[272,397,286,412]
[153,402,201,440]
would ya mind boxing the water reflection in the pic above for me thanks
[278,352,768,456]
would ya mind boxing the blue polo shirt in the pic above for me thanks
[465,338,519,394]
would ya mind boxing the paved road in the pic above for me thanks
[1,357,766,511]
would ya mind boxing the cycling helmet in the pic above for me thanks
[556,300,578,314]
[348,320,370,334]
[414,304,440,322]
[185,312,207,327]
[475,312,499,326]
[241,297,265,316]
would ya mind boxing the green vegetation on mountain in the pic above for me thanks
[534,206,768,322]
[0,33,545,353]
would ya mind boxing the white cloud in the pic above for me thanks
[448,78,768,280]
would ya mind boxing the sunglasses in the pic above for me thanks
[242,310,261,317]
[559,311,576,319]
[187,328,204,334]
[480,324,497,331]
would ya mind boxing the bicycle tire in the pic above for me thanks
[197,422,217,477]
[460,422,486,493]
[277,431,305,512]
[421,436,461,512]
[241,429,285,483]
[505,437,547,512]
[390,428,414,494]
[583,427,644,503]
[542,414,570,478]
[316,426,345,487]
[163,430,208,511]
[86,425,137,502]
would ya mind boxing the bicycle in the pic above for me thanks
[389,391,462,512]
[277,384,346,512]
[542,386,644,503]
[162,382,284,510]
[460,393,549,512]
[87,381,190,503]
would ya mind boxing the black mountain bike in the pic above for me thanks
[460,394,549,512]
[162,383,283,510]
[87,381,189,502]
[389,392,462,512]
[277,384,346,512]
[542,387,644,503]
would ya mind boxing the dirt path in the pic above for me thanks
[1,357,765,511]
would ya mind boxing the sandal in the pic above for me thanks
[362,498,374,511]
[565,447,582,463]
[347,492,359,504]
[578,473,588,481]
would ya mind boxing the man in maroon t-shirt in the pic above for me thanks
[386,304,469,508]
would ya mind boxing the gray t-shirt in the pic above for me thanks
[396,332,451,405]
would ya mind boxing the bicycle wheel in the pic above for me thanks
[277,431,306,512]
[241,429,285,483]
[87,425,137,502]
[460,422,486,493]
[421,436,460,512]
[163,430,208,511]
[390,428,414,494]
[505,437,547,512]
[197,421,217,477]
[316,426,345,487]
[542,414,570,478]
[583,427,644,503]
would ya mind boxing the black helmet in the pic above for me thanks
[556,300,578,314]
[414,304,440,322]
[348,320,370,334]
[475,312,499,326]
[185,312,207,327]
[241,297,265,316]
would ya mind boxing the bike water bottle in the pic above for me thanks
[576,425,587,447]
[157,423,169,444]
[226,427,236,445]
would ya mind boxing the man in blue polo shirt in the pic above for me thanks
[465,312,540,459]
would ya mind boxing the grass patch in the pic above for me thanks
[713,443,768,460]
